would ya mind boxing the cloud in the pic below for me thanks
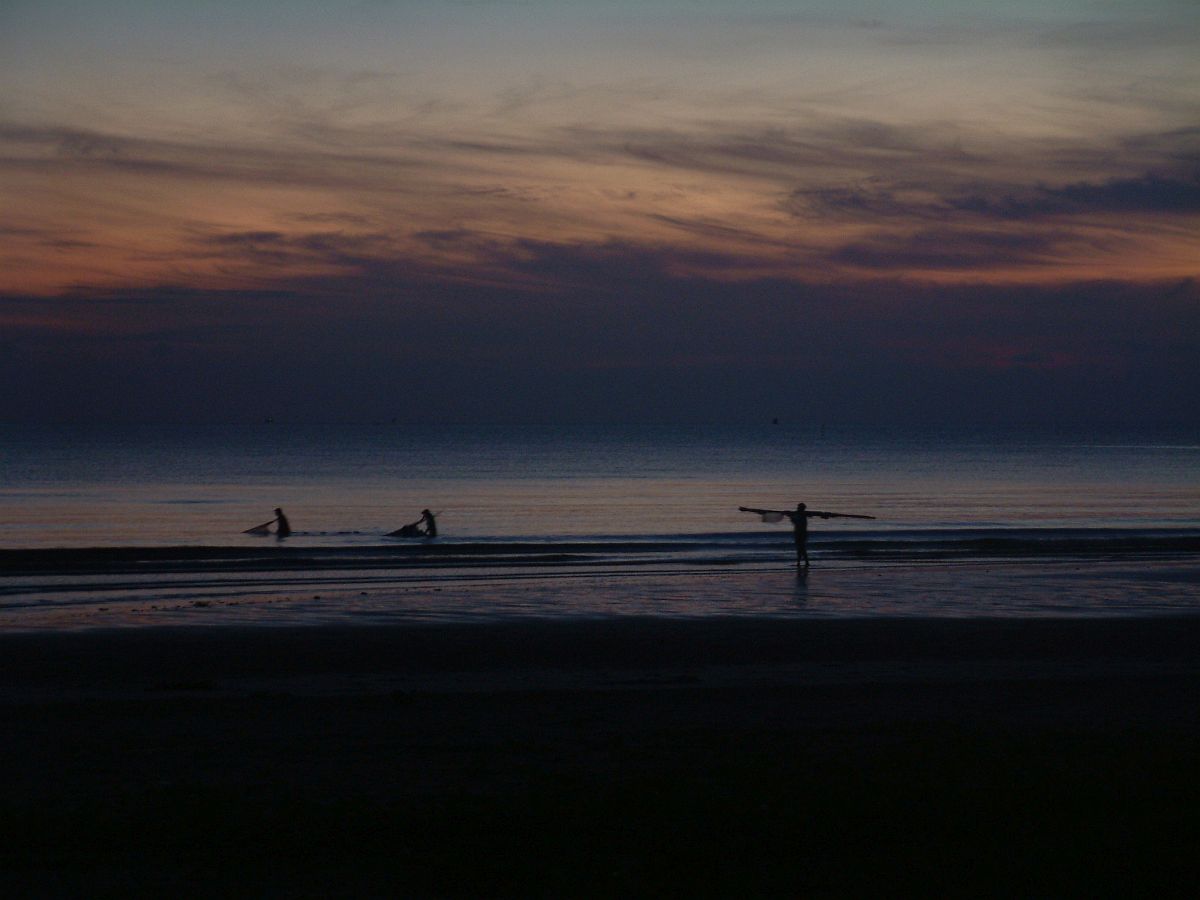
[828,228,1073,271]
[607,117,985,185]
[794,170,1200,224]
[0,122,430,191]
[1037,17,1200,52]
[1034,174,1200,215]
[647,214,796,249]
[287,211,379,227]
[2,106,1196,295]
[196,229,396,269]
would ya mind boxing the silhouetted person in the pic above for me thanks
[739,503,875,570]
[243,507,292,537]
[389,509,437,538]
[419,509,437,538]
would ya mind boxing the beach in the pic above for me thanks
[4,612,1199,897]
[3,425,1198,895]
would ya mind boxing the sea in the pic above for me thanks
[2,423,1199,627]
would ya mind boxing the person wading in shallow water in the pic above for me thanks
[389,509,438,538]
[418,509,437,537]
[242,507,291,537]
[739,503,875,571]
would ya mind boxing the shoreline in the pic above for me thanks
[5,553,1200,629]
[4,524,1198,568]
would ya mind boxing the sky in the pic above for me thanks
[1,0,1197,426]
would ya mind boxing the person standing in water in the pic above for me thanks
[739,503,875,570]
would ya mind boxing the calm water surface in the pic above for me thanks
[3,424,1198,548]
[3,424,1199,626]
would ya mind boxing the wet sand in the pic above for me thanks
[3,616,1199,896]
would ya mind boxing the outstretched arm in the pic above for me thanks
[739,506,789,516]
[807,511,876,519]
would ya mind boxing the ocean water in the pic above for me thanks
[2,424,1199,626]
[3,423,1198,546]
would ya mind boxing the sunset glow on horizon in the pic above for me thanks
[3,1,1197,424]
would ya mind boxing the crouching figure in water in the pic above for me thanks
[243,507,291,538]
[389,508,437,539]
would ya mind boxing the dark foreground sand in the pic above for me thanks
[3,616,1199,897]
